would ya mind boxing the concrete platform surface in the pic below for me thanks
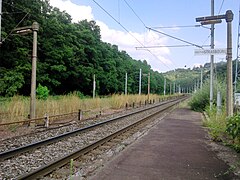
[91,108,237,180]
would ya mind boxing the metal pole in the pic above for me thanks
[201,69,203,89]
[125,72,127,95]
[170,82,172,95]
[93,74,96,98]
[148,72,150,101]
[30,22,39,119]
[164,78,166,96]
[226,10,234,117]
[195,81,197,92]
[217,91,222,114]
[139,69,142,95]
[210,0,215,110]
[173,81,175,94]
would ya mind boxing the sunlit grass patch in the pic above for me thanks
[0,94,172,124]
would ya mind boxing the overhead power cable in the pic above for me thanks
[218,0,225,14]
[151,25,210,30]
[136,44,210,49]
[200,0,225,47]
[1,1,37,44]
[122,0,180,69]
[153,25,201,29]
[92,0,144,47]
[92,0,171,70]
[185,1,226,53]
[123,0,205,50]
[1,12,29,43]
[123,0,146,27]
[147,27,203,49]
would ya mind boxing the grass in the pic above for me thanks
[0,94,178,124]
[178,98,190,108]
[203,105,240,154]
[203,105,227,141]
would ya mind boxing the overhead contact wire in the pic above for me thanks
[92,0,171,70]
[123,0,146,27]
[122,0,173,69]
[1,12,29,43]
[218,0,225,14]
[147,27,203,49]
[92,0,144,47]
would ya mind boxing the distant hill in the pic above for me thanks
[162,60,236,93]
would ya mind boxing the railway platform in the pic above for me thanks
[91,108,237,180]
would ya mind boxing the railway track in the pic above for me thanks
[0,96,183,158]
[0,95,187,179]
[0,102,157,154]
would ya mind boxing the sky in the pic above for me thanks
[49,0,240,73]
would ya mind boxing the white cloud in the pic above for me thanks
[48,0,172,72]
[97,20,172,70]
[49,0,94,22]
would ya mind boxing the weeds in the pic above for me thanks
[0,94,173,124]
[189,80,226,112]
[203,106,227,141]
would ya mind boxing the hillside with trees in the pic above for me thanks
[164,60,240,93]
[1,0,238,98]
[0,0,165,97]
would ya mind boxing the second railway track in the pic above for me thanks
[0,95,188,179]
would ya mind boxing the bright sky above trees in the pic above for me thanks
[49,0,239,72]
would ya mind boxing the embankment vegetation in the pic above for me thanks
[0,94,175,124]
[189,78,240,152]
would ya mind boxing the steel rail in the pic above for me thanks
[16,96,187,180]
[0,95,186,160]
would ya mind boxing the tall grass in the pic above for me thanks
[0,94,173,124]
[189,79,228,141]
[0,96,29,123]
[203,105,227,141]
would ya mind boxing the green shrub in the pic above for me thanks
[204,105,227,141]
[226,114,240,140]
[189,80,226,112]
[36,84,49,100]
[189,82,210,111]
[226,114,240,152]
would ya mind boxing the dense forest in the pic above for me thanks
[1,0,237,97]
[0,0,170,97]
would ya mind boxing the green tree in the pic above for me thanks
[0,0,166,97]
[36,83,49,100]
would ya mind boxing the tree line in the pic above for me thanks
[0,0,167,97]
